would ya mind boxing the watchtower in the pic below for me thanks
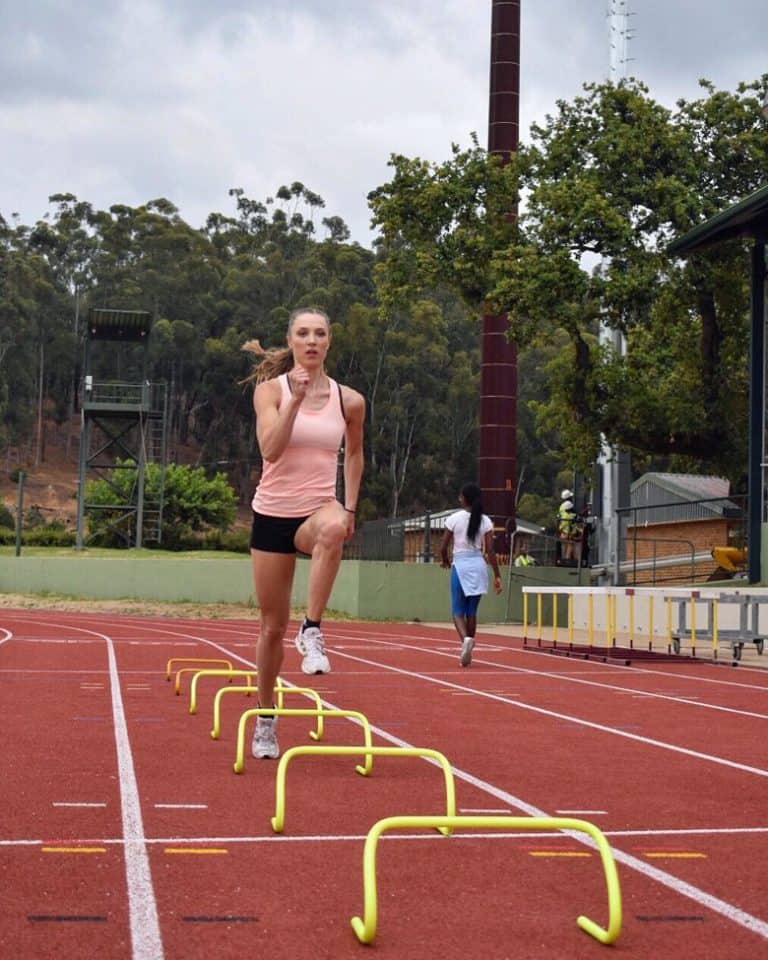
[75,308,168,549]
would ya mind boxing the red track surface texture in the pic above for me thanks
[1,610,767,959]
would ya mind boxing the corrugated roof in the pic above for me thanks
[631,472,729,501]
[402,510,543,534]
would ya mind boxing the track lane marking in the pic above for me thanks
[164,848,228,855]
[24,616,766,944]
[19,616,165,960]
[41,846,106,853]
[52,802,107,808]
[331,650,768,779]
[4,823,768,846]
[332,633,768,720]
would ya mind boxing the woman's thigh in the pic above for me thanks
[293,500,347,554]
[251,549,296,630]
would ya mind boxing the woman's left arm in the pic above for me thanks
[483,530,503,594]
[341,386,366,530]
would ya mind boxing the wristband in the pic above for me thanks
[344,507,357,514]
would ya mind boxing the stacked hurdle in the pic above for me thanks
[168,657,623,946]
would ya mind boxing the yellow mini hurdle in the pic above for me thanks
[187,669,259,713]
[166,657,233,685]
[270,746,456,835]
[210,685,323,740]
[350,815,622,946]
[233,708,376,776]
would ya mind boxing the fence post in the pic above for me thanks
[15,471,25,557]
[423,513,431,563]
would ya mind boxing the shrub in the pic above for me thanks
[22,524,76,547]
[85,460,238,548]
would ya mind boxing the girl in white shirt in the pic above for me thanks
[439,482,502,666]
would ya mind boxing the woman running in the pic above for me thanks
[242,307,365,757]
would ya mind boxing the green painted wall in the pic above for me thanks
[0,555,583,623]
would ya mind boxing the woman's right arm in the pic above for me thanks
[253,379,302,462]
[483,529,503,594]
[439,529,453,568]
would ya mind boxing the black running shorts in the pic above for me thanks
[249,511,310,554]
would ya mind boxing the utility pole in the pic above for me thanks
[481,0,520,550]
[597,1,635,582]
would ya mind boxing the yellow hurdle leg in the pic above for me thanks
[523,592,529,642]
[666,597,673,651]
[552,593,558,646]
[536,593,543,644]
[351,815,621,946]
[271,746,456,835]
[690,595,697,652]
[648,596,654,652]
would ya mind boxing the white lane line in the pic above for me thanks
[4,825,768,847]
[0,628,12,647]
[326,625,768,692]
[556,809,608,815]
[346,634,768,721]
[18,615,165,960]
[154,804,208,810]
[104,636,164,960]
[336,651,768,780]
[52,802,107,808]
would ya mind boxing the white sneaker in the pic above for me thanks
[460,637,475,667]
[252,715,279,759]
[295,625,331,674]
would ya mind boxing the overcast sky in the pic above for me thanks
[2,1,766,245]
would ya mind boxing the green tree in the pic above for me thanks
[369,76,768,485]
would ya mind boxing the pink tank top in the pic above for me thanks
[251,374,346,517]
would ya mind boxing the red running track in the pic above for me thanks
[1,609,767,959]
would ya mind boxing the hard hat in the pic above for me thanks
[561,488,574,499]
[562,500,574,510]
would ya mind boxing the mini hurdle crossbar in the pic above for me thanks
[270,746,456,835]
[350,815,621,945]
[234,708,376,776]
[166,657,233,684]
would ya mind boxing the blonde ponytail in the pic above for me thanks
[240,339,294,385]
